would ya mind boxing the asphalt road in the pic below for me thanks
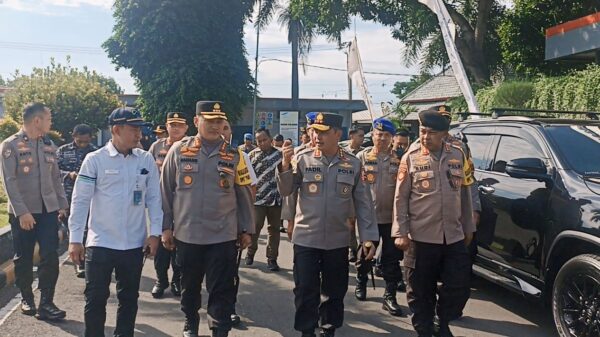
[0,233,558,337]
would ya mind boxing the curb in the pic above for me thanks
[0,227,68,290]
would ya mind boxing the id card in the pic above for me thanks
[133,190,142,205]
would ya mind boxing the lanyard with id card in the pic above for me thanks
[134,168,149,205]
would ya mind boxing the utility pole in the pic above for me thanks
[252,0,261,135]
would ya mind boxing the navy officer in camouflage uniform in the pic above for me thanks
[277,112,379,337]
[57,124,97,278]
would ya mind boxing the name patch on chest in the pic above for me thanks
[218,161,234,169]
[305,166,322,173]
[180,158,198,163]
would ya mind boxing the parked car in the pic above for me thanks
[452,115,600,337]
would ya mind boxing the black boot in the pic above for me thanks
[37,289,66,320]
[152,281,167,299]
[433,321,454,337]
[301,331,316,337]
[354,277,367,301]
[183,314,199,337]
[231,312,241,326]
[171,281,181,297]
[397,278,407,292]
[211,328,228,337]
[320,328,335,337]
[20,290,36,316]
[382,282,403,316]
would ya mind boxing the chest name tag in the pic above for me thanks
[105,169,119,175]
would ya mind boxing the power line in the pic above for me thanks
[260,58,418,76]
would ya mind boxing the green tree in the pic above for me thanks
[256,0,316,109]
[0,76,6,86]
[391,74,433,99]
[499,0,600,77]
[290,0,507,84]
[103,0,254,125]
[3,59,121,142]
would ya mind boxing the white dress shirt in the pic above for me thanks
[68,141,163,250]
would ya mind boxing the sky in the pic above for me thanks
[0,0,421,106]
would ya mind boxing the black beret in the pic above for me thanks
[418,110,450,131]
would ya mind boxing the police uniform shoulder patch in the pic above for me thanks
[3,148,11,158]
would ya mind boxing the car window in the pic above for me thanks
[492,136,543,173]
[546,125,600,175]
[463,134,494,170]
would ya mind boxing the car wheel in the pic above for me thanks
[553,254,600,337]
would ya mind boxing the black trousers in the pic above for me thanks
[10,211,59,294]
[154,240,180,286]
[404,240,471,335]
[356,223,403,283]
[176,239,237,332]
[84,247,144,337]
[293,245,348,332]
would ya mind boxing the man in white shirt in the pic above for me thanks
[68,107,162,337]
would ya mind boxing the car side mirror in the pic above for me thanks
[505,158,549,181]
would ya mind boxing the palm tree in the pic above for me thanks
[255,0,315,109]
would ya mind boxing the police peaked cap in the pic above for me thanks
[418,109,450,131]
[310,112,343,131]
[196,101,227,120]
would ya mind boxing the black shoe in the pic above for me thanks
[397,279,407,292]
[245,254,254,266]
[20,296,36,316]
[354,281,367,301]
[75,264,85,279]
[301,331,316,337]
[374,265,383,278]
[433,321,454,337]
[231,313,241,326]
[320,328,335,337]
[171,281,181,297]
[152,282,167,299]
[267,259,280,271]
[280,226,287,233]
[348,249,357,263]
[37,289,65,321]
[211,329,228,337]
[382,296,403,316]
[183,317,199,337]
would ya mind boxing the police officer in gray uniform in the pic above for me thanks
[354,118,404,317]
[161,101,255,337]
[393,110,475,337]
[0,102,68,320]
[277,112,379,337]
[148,112,188,299]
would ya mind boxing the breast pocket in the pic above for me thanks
[179,163,198,189]
[363,165,378,184]
[301,172,323,197]
[389,164,399,185]
[336,174,354,198]
[414,170,435,193]
[449,168,463,191]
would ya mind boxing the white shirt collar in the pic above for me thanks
[107,140,138,157]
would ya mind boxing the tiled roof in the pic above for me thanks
[401,68,462,103]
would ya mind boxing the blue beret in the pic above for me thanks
[373,118,395,135]
[244,133,253,140]
[306,112,318,125]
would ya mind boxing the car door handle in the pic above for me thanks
[478,185,495,194]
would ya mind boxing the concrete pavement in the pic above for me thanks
[0,234,558,337]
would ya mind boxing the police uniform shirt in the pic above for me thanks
[357,147,399,224]
[57,141,98,201]
[392,141,475,244]
[161,136,255,245]
[277,147,379,250]
[0,130,68,216]
[148,138,174,171]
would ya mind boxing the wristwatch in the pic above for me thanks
[364,241,373,248]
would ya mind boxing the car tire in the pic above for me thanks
[552,254,600,337]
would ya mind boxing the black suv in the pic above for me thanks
[451,116,600,337]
